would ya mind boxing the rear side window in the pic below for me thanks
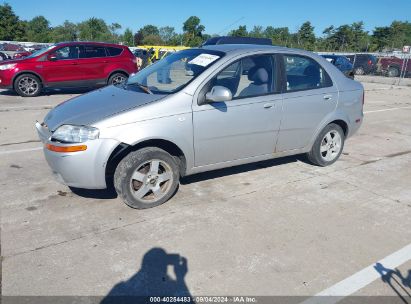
[283,55,332,92]
[80,45,107,58]
[106,47,123,57]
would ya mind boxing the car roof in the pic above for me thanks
[201,44,307,56]
[55,41,127,48]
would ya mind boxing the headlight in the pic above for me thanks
[0,64,17,70]
[51,125,99,143]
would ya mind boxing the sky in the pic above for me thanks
[4,0,411,36]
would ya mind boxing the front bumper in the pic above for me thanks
[35,122,120,189]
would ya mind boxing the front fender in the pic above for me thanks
[98,113,195,173]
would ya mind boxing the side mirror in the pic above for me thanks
[47,54,58,61]
[205,86,232,103]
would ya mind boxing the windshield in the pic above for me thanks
[126,49,225,94]
[26,45,55,58]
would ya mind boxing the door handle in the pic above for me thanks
[323,94,333,100]
[263,103,274,109]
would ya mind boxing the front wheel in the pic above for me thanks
[307,123,345,167]
[14,74,42,97]
[114,147,180,209]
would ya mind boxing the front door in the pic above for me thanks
[193,54,283,167]
[42,45,83,85]
[276,54,338,152]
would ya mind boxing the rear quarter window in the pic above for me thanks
[106,47,123,57]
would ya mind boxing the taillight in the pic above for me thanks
[368,60,372,66]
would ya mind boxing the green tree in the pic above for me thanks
[51,20,78,42]
[123,28,134,46]
[78,17,111,41]
[249,26,264,38]
[371,26,391,51]
[140,25,160,37]
[159,26,176,45]
[0,3,26,41]
[25,16,51,42]
[109,22,122,41]
[264,26,290,46]
[229,25,248,37]
[297,21,316,50]
[182,16,205,47]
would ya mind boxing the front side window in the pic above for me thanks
[206,54,277,99]
[53,46,80,60]
[284,55,332,92]
[80,45,107,58]
[126,49,224,94]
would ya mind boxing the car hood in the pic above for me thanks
[44,85,166,131]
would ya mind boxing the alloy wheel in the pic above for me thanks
[320,130,342,162]
[18,77,39,96]
[129,159,174,204]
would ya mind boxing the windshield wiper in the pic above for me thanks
[126,82,153,94]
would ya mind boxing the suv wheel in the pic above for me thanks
[109,73,128,86]
[307,123,345,167]
[354,67,365,75]
[387,66,400,77]
[114,147,179,209]
[14,74,42,97]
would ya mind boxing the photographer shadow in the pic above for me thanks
[101,247,192,304]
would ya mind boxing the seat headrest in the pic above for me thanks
[248,67,269,84]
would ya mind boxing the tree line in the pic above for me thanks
[1,3,410,51]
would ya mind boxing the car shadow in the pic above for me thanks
[0,87,95,96]
[181,154,306,185]
[100,247,192,304]
[70,154,308,200]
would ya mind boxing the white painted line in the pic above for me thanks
[0,105,53,110]
[364,106,411,114]
[300,243,411,304]
[0,147,42,155]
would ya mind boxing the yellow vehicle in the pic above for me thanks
[136,45,190,62]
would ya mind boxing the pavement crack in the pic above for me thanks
[0,140,41,147]
[3,219,147,259]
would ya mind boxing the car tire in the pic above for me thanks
[307,123,345,167]
[108,72,128,86]
[354,67,364,75]
[14,74,42,97]
[114,147,180,209]
[387,66,400,78]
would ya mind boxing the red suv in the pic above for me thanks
[0,42,138,97]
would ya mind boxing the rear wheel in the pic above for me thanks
[14,74,42,97]
[108,72,128,86]
[307,123,345,167]
[387,66,400,77]
[114,147,180,209]
[354,67,365,75]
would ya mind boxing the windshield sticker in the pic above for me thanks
[188,54,220,66]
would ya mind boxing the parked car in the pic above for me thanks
[36,45,364,209]
[13,50,32,59]
[378,56,411,77]
[0,42,138,97]
[0,51,9,61]
[321,55,354,79]
[346,54,377,75]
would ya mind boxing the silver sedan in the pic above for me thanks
[36,44,364,209]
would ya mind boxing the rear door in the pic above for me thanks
[276,54,338,152]
[78,45,108,83]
